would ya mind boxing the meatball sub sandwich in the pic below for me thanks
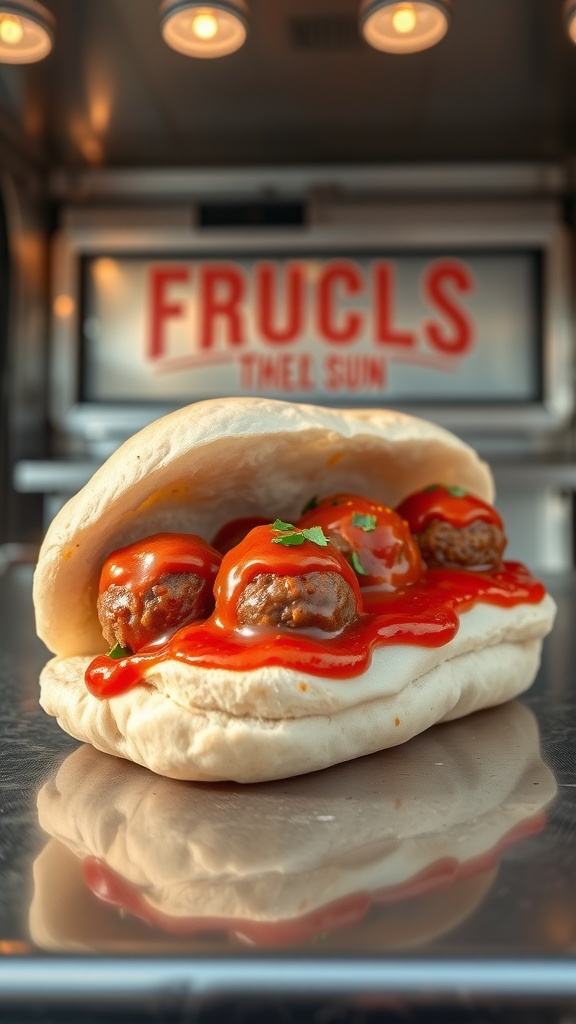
[33,398,556,782]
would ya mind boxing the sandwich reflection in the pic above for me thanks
[29,701,556,954]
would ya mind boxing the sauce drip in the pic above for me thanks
[86,548,545,699]
[214,523,363,631]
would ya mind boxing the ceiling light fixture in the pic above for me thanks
[564,0,576,44]
[159,0,249,59]
[359,0,451,54]
[0,0,54,63]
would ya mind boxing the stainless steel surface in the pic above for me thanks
[1,167,50,543]
[0,562,575,1011]
[17,456,576,495]
[50,163,569,202]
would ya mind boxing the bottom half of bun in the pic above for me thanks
[39,596,556,783]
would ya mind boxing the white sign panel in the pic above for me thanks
[82,252,540,403]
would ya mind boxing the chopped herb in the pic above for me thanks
[271,532,306,546]
[423,483,467,498]
[108,642,132,660]
[271,523,330,548]
[301,495,319,514]
[301,526,329,547]
[351,512,377,532]
[331,499,340,506]
[349,551,367,576]
[272,519,296,532]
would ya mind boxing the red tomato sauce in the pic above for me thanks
[396,485,504,533]
[297,493,423,589]
[211,516,271,555]
[99,532,222,594]
[86,519,545,699]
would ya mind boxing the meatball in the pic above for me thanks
[297,493,423,590]
[236,571,357,633]
[415,519,506,571]
[98,571,210,652]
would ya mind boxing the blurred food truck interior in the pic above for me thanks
[1,0,576,573]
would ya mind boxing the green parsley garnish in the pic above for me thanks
[271,521,330,548]
[351,512,377,532]
[349,551,367,575]
[301,526,329,547]
[272,519,295,532]
[108,642,132,660]
[301,495,320,514]
[424,484,468,498]
[272,532,306,546]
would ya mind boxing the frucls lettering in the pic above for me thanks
[148,258,475,369]
[199,265,245,349]
[422,259,474,355]
[256,261,304,344]
[317,260,364,344]
[148,266,190,360]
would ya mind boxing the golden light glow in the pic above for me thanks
[70,115,105,165]
[569,11,576,44]
[392,5,417,34]
[0,940,31,955]
[80,135,104,164]
[360,0,449,54]
[53,295,75,318]
[191,11,219,39]
[0,14,24,45]
[161,0,248,59]
[0,4,53,62]
[89,94,112,135]
[93,258,119,283]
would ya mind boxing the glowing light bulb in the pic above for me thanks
[0,14,24,45]
[191,12,219,39]
[161,0,248,59]
[392,5,417,34]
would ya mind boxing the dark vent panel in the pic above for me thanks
[287,15,362,50]
[198,202,305,228]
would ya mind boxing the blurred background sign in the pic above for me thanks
[82,251,540,405]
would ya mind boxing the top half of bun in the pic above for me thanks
[34,398,494,657]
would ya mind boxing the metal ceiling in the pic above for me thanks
[0,0,574,169]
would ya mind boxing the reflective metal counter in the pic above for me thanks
[1,562,576,1021]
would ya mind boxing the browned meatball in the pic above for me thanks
[236,571,357,633]
[416,519,506,571]
[98,571,211,652]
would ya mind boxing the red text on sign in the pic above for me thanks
[147,258,475,362]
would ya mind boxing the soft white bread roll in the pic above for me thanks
[33,398,555,782]
[29,702,556,952]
